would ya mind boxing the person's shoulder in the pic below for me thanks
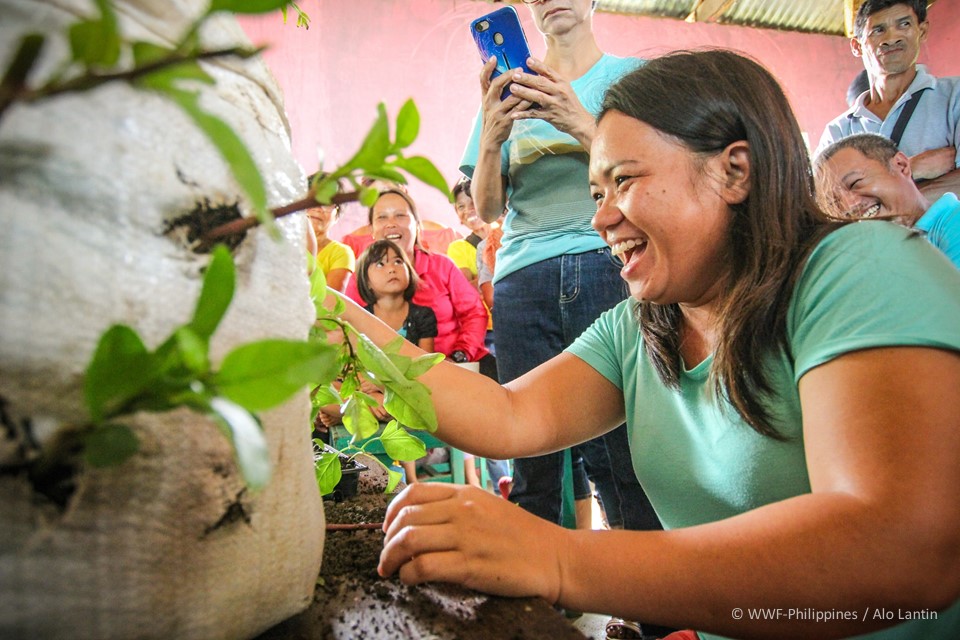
[813,220,911,251]
[802,221,921,282]
[409,302,438,320]
[418,249,458,272]
[816,107,858,154]
[598,53,644,72]
[917,192,960,230]
[328,239,355,257]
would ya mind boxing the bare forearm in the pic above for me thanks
[471,145,506,223]
[331,291,540,457]
[558,494,960,639]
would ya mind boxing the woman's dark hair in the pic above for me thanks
[355,239,419,306]
[600,49,841,438]
[367,188,423,250]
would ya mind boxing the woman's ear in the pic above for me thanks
[717,140,751,205]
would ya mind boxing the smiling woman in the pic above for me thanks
[344,189,489,364]
[328,49,960,640]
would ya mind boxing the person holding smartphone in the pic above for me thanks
[460,0,660,542]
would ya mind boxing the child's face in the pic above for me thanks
[367,248,410,297]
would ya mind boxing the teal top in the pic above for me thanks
[459,54,642,283]
[567,222,960,640]
[916,192,960,269]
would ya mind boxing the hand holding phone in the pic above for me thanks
[470,6,536,100]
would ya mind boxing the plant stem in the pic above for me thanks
[200,190,361,244]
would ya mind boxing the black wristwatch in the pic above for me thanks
[450,350,469,363]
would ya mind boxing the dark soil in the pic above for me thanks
[163,198,245,252]
[256,456,586,640]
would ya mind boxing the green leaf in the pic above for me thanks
[344,103,390,172]
[209,397,271,490]
[352,390,382,408]
[405,352,445,379]
[309,265,327,317]
[68,0,120,68]
[381,336,405,355]
[362,166,407,185]
[172,326,209,374]
[355,332,407,385]
[191,245,235,340]
[84,325,158,422]
[312,178,339,205]
[314,450,342,495]
[132,41,174,66]
[341,396,380,441]
[1,34,45,96]
[385,352,412,376]
[208,0,293,14]
[153,87,271,230]
[394,98,420,149]
[83,423,140,468]
[385,468,403,493]
[379,420,426,462]
[359,186,379,207]
[383,382,437,433]
[311,383,340,407]
[393,156,452,202]
[215,339,339,411]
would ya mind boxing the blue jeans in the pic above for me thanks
[493,249,661,530]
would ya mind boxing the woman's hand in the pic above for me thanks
[505,58,597,149]
[378,483,566,602]
[478,57,533,148]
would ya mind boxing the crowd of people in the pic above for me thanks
[310,1,959,638]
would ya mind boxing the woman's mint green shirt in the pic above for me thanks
[567,222,960,640]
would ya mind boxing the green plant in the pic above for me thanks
[308,269,442,496]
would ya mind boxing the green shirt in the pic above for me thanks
[568,221,960,639]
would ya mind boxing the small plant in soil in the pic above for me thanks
[309,267,441,496]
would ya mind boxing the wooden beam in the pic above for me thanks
[685,0,736,24]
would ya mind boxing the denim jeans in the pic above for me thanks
[493,248,661,530]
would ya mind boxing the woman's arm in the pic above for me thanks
[417,336,434,352]
[480,281,494,310]
[380,346,960,639]
[331,289,625,459]
[324,267,351,293]
[471,58,525,223]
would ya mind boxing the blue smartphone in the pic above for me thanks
[470,6,536,100]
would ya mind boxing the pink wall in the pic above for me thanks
[237,0,960,237]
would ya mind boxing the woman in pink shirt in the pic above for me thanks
[344,189,489,363]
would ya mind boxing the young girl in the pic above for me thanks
[355,240,439,485]
[355,239,436,353]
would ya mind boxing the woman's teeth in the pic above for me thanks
[611,238,645,260]
[862,204,881,218]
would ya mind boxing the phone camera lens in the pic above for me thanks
[475,20,489,32]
